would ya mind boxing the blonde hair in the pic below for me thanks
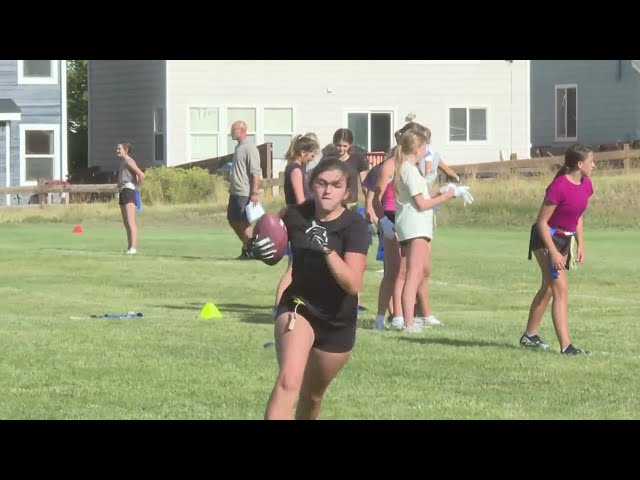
[284,134,320,163]
[393,131,429,196]
[389,122,430,160]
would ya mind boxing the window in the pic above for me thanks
[20,125,59,185]
[347,111,393,153]
[227,107,256,153]
[555,85,577,141]
[449,107,487,142]
[153,108,165,163]
[18,60,58,84]
[264,108,293,160]
[189,107,219,161]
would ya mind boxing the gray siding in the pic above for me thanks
[88,60,166,171]
[0,60,64,206]
[531,60,640,148]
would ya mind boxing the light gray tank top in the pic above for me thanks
[117,160,135,188]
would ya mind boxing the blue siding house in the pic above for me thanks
[0,60,67,206]
[531,60,640,152]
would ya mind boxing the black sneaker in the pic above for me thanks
[520,333,550,350]
[561,344,592,356]
[235,248,254,260]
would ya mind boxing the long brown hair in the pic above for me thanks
[555,144,592,178]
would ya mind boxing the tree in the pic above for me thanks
[67,60,88,173]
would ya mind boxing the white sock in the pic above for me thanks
[391,316,404,327]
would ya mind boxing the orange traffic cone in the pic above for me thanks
[72,225,83,234]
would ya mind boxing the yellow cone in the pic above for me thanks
[199,302,222,319]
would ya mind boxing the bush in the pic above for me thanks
[141,167,229,205]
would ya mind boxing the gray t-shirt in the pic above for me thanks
[229,140,262,196]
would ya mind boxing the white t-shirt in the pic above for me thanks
[395,161,433,242]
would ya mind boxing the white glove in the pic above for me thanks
[455,186,474,205]
[379,216,396,241]
[440,183,474,205]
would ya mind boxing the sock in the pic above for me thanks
[562,344,572,353]
[525,331,535,337]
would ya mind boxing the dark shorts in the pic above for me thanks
[384,211,395,224]
[119,188,136,206]
[528,224,572,268]
[227,195,250,222]
[276,299,357,354]
[399,236,431,247]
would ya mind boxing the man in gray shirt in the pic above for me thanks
[227,120,262,259]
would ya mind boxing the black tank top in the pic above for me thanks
[283,163,311,205]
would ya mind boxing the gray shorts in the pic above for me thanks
[227,195,249,222]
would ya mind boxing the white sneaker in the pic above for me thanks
[402,323,425,333]
[125,248,137,255]
[391,317,404,331]
[419,315,442,326]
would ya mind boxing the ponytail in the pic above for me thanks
[284,134,304,162]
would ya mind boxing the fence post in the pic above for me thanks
[37,177,46,207]
[509,153,518,175]
[277,171,285,197]
[623,143,631,171]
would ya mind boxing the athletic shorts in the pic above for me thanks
[227,195,250,222]
[119,188,136,206]
[276,298,356,354]
[528,223,574,269]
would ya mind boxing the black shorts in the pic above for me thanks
[119,188,136,206]
[384,211,395,224]
[528,224,572,268]
[276,299,357,354]
[227,195,250,222]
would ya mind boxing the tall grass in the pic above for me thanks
[2,169,638,229]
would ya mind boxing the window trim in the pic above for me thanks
[446,105,490,145]
[153,106,165,164]
[17,60,59,85]
[554,84,578,142]
[262,106,296,160]
[20,124,60,185]
[187,105,221,162]
[342,108,397,153]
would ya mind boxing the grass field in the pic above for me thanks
[1,200,638,419]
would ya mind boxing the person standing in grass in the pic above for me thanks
[522,144,595,355]
[249,158,370,420]
[273,134,320,311]
[116,141,145,255]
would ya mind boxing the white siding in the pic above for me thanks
[88,60,166,171]
[167,60,530,169]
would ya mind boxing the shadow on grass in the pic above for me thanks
[159,302,275,324]
[216,303,275,325]
[395,335,522,350]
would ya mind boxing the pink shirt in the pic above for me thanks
[545,175,594,232]
[382,156,396,212]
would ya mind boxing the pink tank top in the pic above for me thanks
[382,156,396,212]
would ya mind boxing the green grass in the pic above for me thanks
[1,213,638,419]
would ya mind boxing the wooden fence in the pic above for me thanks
[449,144,640,180]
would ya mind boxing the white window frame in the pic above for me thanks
[153,106,165,164]
[187,106,221,162]
[555,84,578,142]
[185,106,297,160]
[20,124,60,186]
[262,106,296,160]
[446,106,490,144]
[342,108,397,153]
[224,105,259,154]
[17,60,58,85]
